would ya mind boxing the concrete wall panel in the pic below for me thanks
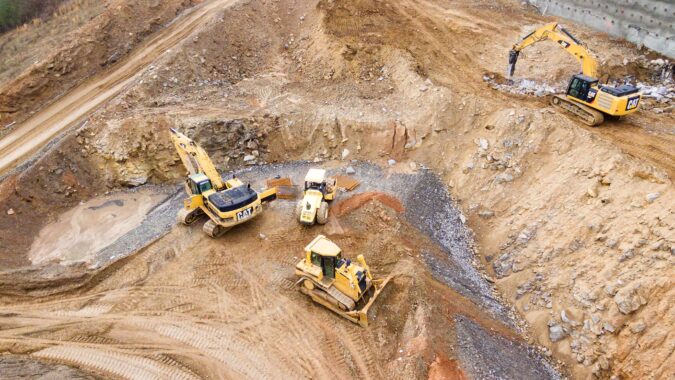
[529,0,674,58]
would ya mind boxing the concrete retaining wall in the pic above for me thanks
[528,0,674,58]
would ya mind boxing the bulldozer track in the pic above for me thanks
[0,0,239,176]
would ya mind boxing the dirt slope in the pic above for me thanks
[0,0,238,175]
[0,0,673,378]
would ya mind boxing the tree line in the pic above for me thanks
[0,0,68,33]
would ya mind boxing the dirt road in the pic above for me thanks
[0,0,237,176]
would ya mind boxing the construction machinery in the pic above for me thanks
[169,128,277,237]
[508,22,641,126]
[295,235,391,327]
[296,168,337,225]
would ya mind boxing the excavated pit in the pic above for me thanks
[0,161,560,379]
[0,0,673,378]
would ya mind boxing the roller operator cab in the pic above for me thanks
[296,168,337,225]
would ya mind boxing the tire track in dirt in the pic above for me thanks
[579,120,675,180]
[153,322,285,379]
[33,345,199,380]
[0,0,238,175]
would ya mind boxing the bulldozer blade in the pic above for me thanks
[299,274,394,328]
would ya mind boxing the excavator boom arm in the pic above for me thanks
[508,22,599,78]
[169,128,225,190]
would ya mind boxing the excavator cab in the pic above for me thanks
[567,74,598,103]
[187,173,213,195]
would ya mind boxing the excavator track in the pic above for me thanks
[551,95,604,127]
[177,208,203,225]
[203,219,229,238]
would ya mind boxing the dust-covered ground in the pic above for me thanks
[0,0,673,378]
[0,162,560,380]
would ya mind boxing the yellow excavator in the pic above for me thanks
[296,235,391,327]
[508,22,641,126]
[169,129,277,237]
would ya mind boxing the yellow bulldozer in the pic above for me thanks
[295,235,391,327]
[508,22,641,126]
[296,168,337,225]
[169,128,277,237]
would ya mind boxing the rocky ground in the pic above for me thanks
[0,0,673,378]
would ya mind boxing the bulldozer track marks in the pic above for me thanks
[33,345,200,380]
[153,322,286,379]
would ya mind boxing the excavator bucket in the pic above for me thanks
[259,187,278,203]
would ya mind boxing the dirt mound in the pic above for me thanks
[332,191,405,217]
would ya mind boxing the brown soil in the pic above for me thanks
[0,0,673,378]
[0,201,531,379]
[331,191,405,217]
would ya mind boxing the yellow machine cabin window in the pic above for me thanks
[306,181,327,194]
[188,177,213,194]
[568,77,589,100]
[198,180,212,193]
[311,251,320,266]
[322,256,335,279]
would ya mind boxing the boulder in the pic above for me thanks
[614,286,647,314]
[549,324,566,342]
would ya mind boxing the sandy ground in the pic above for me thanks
[29,189,165,266]
[0,0,673,378]
[0,163,559,379]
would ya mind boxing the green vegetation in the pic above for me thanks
[0,0,66,33]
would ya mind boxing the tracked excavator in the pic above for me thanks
[296,235,391,327]
[508,22,641,126]
[169,129,277,238]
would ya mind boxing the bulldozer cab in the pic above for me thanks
[306,235,342,280]
[187,173,213,195]
[311,251,339,279]
[567,74,598,103]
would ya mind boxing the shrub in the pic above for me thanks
[0,0,68,33]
